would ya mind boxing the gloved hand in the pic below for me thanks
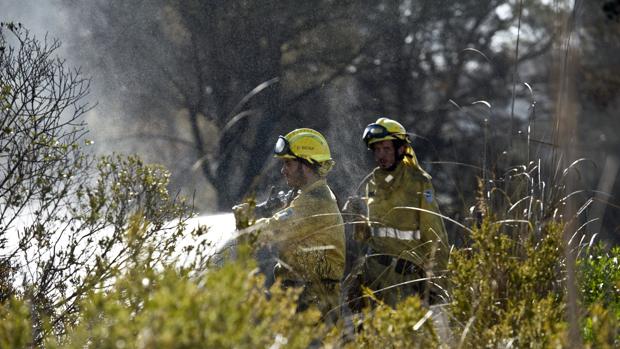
[342,196,366,215]
[232,202,252,229]
[255,186,288,218]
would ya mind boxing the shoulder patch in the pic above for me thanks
[274,208,293,221]
[423,189,434,203]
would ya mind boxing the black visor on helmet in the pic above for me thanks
[274,136,293,156]
[362,123,391,144]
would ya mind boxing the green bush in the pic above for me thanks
[582,303,618,349]
[44,222,331,349]
[449,219,567,348]
[579,245,620,347]
[0,297,32,348]
[579,245,620,316]
[349,295,439,348]
[1,24,191,345]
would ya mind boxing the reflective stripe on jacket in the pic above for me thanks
[371,227,420,240]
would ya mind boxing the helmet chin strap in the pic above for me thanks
[396,142,409,160]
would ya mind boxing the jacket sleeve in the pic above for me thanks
[253,191,344,282]
[253,206,297,245]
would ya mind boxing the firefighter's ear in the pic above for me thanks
[397,144,406,157]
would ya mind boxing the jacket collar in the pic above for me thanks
[300,178,327,194]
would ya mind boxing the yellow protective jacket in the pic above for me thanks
[364,155,449,280]
[255,178,345,313]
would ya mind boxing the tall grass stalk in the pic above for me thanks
[551,0,585,345]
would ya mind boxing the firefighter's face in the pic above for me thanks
[372,140,403,170]
[281,158,306,189]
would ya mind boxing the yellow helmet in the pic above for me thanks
[362,117,411,147]
[274,128,333,164]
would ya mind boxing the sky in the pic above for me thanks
[2,0,69,47]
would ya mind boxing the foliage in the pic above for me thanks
[0,24,190,345]
[4,210,620,347]
[43,225,330,349]
[444,145,619,348]
[579,244,620,346]
[582,304,619,349]
[348,296,439,348]
[445,150,582,347]
[1,21,89,341]
[449,218,567,348]
[579,245,620,316]
[0,296,32,348]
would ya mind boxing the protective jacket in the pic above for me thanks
[360,155,449,305]
[255,178,345,315]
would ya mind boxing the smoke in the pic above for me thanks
[2,1,216,210]
[1,0,394,207]
[1,1,122,154]
[325,77,374,202]
[5,1,617,227]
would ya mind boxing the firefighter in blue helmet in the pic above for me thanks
[344,117,450,307]
[233,128,345,319]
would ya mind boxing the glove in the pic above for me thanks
[232,202,252,229]
[342,196,366,216]
[255,186,288,218]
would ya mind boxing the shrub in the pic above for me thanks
[579,245,620,317]
[349,295,439,348]
[0,24,190,344]
[0,297,32,348]
[449,218,567,348]
[47,224,331,349]
[579,244,620,347]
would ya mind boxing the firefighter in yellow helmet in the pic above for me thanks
[232,128,345,320]
[345,117,449,308]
